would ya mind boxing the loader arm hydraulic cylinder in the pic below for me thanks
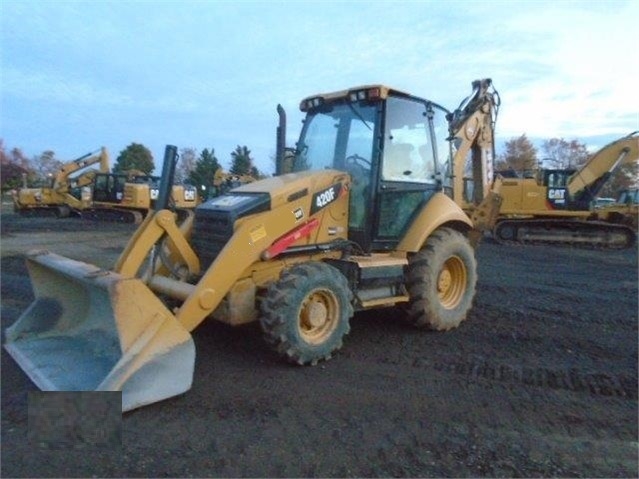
[175,211,319,333]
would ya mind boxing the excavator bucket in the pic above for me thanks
[4,251,195,412]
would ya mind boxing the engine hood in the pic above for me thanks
[230,170,350,210]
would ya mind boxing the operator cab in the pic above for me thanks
[294,86,451,252]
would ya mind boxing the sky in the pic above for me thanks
[1,0,638,175]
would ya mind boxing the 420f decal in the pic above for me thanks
[310,183,343,215]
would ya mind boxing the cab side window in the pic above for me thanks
[382,97,436,184]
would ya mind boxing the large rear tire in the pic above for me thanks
[259,262,354,365]
[405,227,477,331]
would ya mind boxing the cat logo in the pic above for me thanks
[548,188,566,204]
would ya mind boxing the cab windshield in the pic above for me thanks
[293,102,377,172]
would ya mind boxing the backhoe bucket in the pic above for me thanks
[4,251,195,412]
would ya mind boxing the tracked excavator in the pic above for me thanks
[12,148,110,218]
[5,79,500,411]
[212,168,256,196]
[83,171,199,223]
[492,132,638,248]
[11,147,198,223]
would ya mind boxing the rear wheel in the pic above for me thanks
[406,227,477,330]
[259,262,353,365]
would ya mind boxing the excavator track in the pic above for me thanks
[493,218,636,249]
[17,207,67,219]
[80,208,145,224]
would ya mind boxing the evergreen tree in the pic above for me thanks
[230,145,254,176]
[188,148,221,200]
[113,143,154,174]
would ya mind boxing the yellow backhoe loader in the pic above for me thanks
[12,148,110,218]
[491,132,638,248]
[5,80,499,411]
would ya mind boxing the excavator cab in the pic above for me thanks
[542,169,576,210]
[294,86,451,252]
[92,173,129,203]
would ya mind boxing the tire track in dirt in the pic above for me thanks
[421,356,637,399]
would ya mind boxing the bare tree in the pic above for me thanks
[31,150,63,181]
[176,147,198,184]
[599,161,639,198]
[495,134,538,175]
[540,138,589,170]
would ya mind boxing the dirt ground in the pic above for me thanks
[1,201,637,478]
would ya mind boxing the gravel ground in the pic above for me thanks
[1,204,637,478]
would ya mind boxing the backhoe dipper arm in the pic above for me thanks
[447,79,500,207]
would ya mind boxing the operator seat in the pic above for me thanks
[383,143,414,180]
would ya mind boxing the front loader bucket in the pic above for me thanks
[4,251,195,412]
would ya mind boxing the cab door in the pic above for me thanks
[371,96,443,251]
[92,174,127,203]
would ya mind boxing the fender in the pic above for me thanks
[397,192,473,252]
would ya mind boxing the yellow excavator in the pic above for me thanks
[12,148,110,218]
[5,79,500,411]
[491,132,638,248]
[12,147,198,223]
[212,168,256,195]
[83,171,199,223]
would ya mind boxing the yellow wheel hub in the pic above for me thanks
[299,290,339,345]
[437,255,467,309]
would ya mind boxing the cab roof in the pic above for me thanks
[299,84,424,111]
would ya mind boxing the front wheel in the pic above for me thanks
[259,262,354,365]
[405,227,477,331]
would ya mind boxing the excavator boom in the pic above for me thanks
[567,131,639,198]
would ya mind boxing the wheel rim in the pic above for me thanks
[298,289,339,345]
[437,255,467,309]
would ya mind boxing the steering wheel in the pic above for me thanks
[345,154,371,169]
